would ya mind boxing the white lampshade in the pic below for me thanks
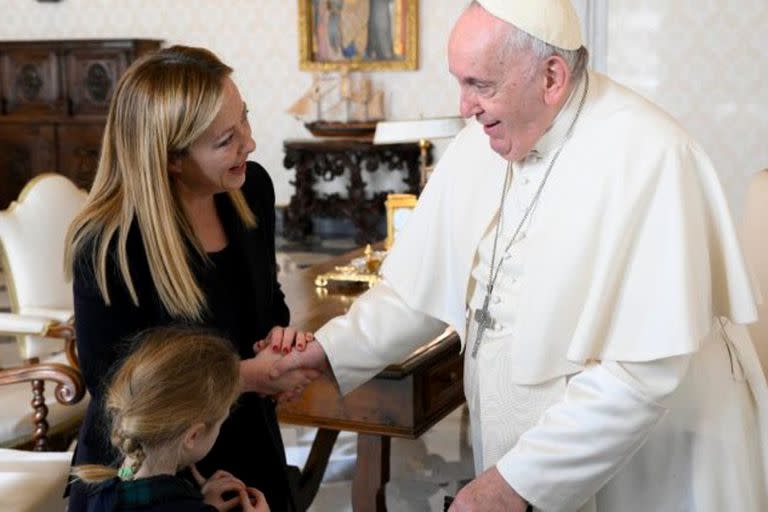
[373,116,466,144]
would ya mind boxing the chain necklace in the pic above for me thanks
[471,73,590,358]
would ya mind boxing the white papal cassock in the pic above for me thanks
[315,71,768,511]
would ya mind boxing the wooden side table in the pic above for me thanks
[282,139,424,245]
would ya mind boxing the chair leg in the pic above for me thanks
[31,379,50,451]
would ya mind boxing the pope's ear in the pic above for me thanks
[168,153,183,175]
[542,54,571,106]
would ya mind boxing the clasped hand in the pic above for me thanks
[240,326,323,401]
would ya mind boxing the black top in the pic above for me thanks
[87,475,217,512]
[69,162,294,511]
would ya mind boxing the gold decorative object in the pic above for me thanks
[314,244,385,289]
[298,0,419,72]
[384,193,417,249]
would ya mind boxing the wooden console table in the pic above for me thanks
[277,248,464,511]
[282,139,425,245]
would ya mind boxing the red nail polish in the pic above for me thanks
[272,345,279,352]
[282,347,289,354]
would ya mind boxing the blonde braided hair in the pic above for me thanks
[72,327,241,484]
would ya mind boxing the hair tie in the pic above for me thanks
[118,466,135,480]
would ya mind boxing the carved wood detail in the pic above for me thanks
[0,360,85,451]
[0,39,160,209]
[283,140,424,245]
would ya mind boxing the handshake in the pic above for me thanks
[239,326,329,402]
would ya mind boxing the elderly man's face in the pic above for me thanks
[448,6,550,162]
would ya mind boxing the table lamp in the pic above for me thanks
[373,116,465,189]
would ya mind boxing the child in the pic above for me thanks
[73,327,269,511]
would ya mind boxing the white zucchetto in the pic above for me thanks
[476,0,584,50]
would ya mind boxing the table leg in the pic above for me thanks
[352,433,391,512]
[294,428,340,511]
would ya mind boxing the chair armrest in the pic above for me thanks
[0,313,56,336]
[0,313,79,370]
[0,362,85,406]
[18,308,74,324]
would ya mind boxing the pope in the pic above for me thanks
[269,1,768,510]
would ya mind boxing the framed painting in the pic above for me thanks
[298,0,418,72]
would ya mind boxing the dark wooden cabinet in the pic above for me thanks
[0,39,161,209]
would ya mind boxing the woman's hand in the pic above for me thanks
[191,466,246,512]
[253,325,314,355]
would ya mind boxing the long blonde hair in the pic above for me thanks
[73,327,241,483]
[65,45,256,321]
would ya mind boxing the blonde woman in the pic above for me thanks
[65,46,315,512]
[74,327,269,511]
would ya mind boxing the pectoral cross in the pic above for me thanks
[471,293,495,358]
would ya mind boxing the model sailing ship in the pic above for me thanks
[286,72,385,138]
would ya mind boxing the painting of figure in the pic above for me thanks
[366,0,394,59]
[302,0,417,71]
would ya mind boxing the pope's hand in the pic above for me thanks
[269,341,330,379]
[449,467,528,512]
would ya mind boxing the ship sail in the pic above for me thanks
[286,74,338,121]
[286,72,386,136]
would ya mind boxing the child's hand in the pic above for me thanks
[238,487,270,512]
[253,326,314,355]
[191,465,246,511]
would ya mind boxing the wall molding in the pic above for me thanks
[574,0,609,72]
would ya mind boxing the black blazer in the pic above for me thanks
[70,162,294,511]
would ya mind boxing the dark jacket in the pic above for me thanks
[69,162,294,511]
[87,475,217,512]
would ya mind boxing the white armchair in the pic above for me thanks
[0,447,72,511]
[0,173,88,451]
[741,169,768,375]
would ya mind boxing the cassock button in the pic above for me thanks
[522,177,530,185]
[492,296,502,304]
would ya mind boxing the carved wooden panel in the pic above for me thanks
[283,139,422,244]
[65,48,128,116]
[0,124,56,209]
[57,123,103,190]
[0,49,65,116]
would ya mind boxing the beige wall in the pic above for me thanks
[2,1,766,212]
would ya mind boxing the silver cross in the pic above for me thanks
[471,294,496,358]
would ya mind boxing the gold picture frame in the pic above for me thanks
[385,193,417,249]
[298,0,419,72]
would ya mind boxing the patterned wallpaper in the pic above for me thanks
[2,1,766,212]
[607,0,768,215]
